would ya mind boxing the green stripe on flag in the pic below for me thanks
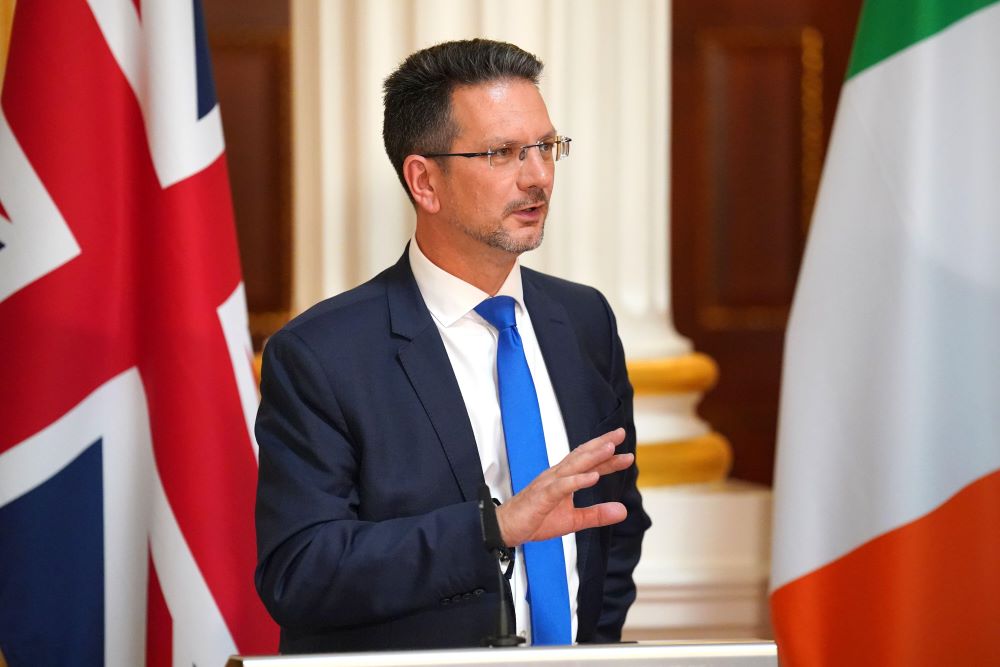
[847,0,999,79]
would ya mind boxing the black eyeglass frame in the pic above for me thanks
[421,136,572,167]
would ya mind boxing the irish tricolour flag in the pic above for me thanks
[771,1,1000,665]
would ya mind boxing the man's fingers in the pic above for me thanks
[591,452,634,476]
[592,427,626,448]
[531,453,633,513]
[571,502,627,532]
[500,429,633,546]
[545,471,600,501]
[555,428,627,475]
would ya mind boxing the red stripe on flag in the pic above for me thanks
[146,554,172,667]
[0,0,144,449]
[0,198,8,221]
[1,0,277,654]
[771,469,1000,666]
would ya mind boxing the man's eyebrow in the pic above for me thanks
[484,130,558,146]
[483,136,517,147]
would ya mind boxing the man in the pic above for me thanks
[254,39,650,654]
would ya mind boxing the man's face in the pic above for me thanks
[435,79,556,257]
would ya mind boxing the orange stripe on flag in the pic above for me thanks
[771,469,1000,667]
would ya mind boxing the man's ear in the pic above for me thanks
[403,156,441,214]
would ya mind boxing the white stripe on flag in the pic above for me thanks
[772,2,1000,590]
[0,369,238,664]
[0,109,81,302]
[86,0,225,187]
[218,281,261,460]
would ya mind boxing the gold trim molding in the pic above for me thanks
[0,0,15,92]
[637,433,733,486]
[800,26,824,234]
[250,309,291,343]
[628,353,719,395]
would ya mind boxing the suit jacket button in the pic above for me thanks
[463,592,473,600]
[441,598,451,605]
[474,588,485,596]
[452,594,462,603]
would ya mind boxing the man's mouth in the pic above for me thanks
[511,203,545,221]
[504,191,549,220]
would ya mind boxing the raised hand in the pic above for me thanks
[495,428,634,547]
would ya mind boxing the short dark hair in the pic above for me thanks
[382,39,544,199]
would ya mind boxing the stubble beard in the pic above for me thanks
[477,220,545,254]
[457,190,549,254]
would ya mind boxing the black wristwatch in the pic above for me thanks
[478,485,515,578]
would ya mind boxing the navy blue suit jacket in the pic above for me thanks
[254,251,650,653]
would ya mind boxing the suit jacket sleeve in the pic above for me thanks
[253,327,497,632]
[591,291,651,642]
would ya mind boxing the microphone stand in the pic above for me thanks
[478,484,525,647]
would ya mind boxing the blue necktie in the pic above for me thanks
[475,295,572,645]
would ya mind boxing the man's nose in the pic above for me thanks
[515,148,554,191]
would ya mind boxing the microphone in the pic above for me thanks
[478,484,525,647]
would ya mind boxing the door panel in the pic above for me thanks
[672,0,862,484]
[205,0,291,349]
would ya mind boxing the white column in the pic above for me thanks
[291,0,687,363]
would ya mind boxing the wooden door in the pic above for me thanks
[204,0,291,350]
[671,0,862,484]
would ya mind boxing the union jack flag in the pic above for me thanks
[0,1,278,664]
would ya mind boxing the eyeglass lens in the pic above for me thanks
[489,137,571,168]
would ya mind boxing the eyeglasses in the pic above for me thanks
[422,136,572,169]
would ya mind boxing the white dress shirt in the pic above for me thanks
[408,238,580,643]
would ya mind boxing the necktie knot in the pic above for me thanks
[475,295,517,331]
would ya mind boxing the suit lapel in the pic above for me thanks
[522,272,598,575]
[385,256,601,581]
[522,274,594,451]
[387,251,484,502]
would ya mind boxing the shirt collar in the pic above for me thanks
[409,236,526,327]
